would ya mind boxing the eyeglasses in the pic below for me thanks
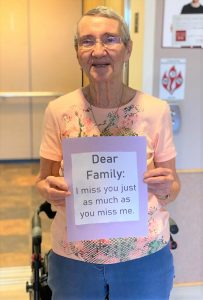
[77,35,122,50]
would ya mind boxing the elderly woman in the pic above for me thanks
[36,6,180,300]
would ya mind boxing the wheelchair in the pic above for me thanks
[26,201,179,300]
[26,202,54,300]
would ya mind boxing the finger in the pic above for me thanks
[46,176,69,192]
[47,198,66,207]
[148,186,171,195]
[48,187,71,200]
[147,182,172,195]
[144,168,172,179]
[144,175,173,184]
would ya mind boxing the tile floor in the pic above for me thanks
[0,161,51,268]
[170,285,203,300]
[0,161,51,299]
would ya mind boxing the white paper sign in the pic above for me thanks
[172,15,203,47]
[162,0,203,47]
[72,151,139,225]
[62,136,148,241]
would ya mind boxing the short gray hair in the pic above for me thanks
[74,6,131,49]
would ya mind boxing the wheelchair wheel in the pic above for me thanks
[26,252,52,300]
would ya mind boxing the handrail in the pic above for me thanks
[0,91,64,98]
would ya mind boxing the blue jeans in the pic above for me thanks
[48,243,174,300]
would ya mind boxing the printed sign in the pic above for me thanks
[72,152,139,225]
[172,15,203,47]
[159,58,186,101]
[62,136,148,241]
[162,0,203,48]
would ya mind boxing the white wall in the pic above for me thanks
[153,0,203,284]
[142,0,156,95]
[129,0,203,170]
[153,0,203,170]
[127,0,203,284]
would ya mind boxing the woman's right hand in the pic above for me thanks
[44,176,71,207]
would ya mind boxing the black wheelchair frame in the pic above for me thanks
[26,201,179,300]
[26,202,55,300]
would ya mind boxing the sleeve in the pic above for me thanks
[39,102,63,161]
[181,5,187,14]
[154,102,176,163]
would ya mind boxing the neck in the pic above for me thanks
[191,2,200,8]
[87,82,125,109]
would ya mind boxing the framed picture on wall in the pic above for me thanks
[162,0,203,48]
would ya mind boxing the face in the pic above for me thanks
[76,16,132,83]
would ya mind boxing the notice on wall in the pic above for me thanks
[62,136,148,241]
[162,0,203,48]
[159,58,186,101]
[172,15,203,48]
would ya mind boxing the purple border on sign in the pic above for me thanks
[62,136,148,242]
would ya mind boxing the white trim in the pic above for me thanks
[142,0,156,94]
[0,91,63,98]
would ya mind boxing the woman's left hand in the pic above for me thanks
[143,167,174,200]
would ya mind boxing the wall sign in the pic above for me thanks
[159,58,186,101]
[162,0,203,48]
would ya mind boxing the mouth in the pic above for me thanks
[91,62,110,68]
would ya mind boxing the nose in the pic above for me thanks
[92,41,107,57]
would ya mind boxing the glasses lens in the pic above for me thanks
[103,35,121,47]
[79,38,95,48]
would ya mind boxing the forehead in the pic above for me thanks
[77,16,121,36]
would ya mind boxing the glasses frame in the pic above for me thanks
[77,34,123,51]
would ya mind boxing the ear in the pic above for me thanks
[124,40,133,62]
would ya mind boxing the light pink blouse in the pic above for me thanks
[40,88,176,264]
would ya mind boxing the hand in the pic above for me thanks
[44,176,71,207]
[143,167,174,202]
